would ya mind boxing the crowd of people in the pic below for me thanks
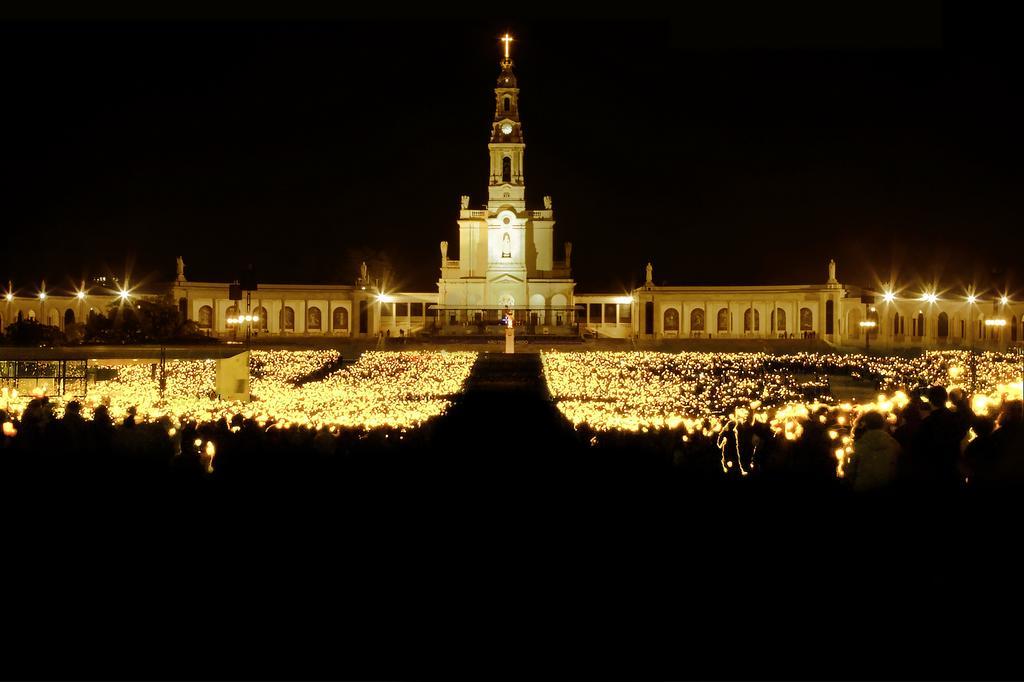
[581,385,1023,494]
[2,383,1021,498]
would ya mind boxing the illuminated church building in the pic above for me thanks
[3,36,1022,349]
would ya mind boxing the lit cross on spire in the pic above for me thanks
[501,33,514,60]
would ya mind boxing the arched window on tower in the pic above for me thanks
[503,96,510,112]
[502,156,511,183]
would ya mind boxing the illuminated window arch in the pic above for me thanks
[333,306,349,331]
[847,309,862,338]
[197,305,212,328]
[226,305,239,320]
[937,312,949,338]
[743,307,760,332]
[281,306,295,332]
[255,306,268,331]
[503,97,510,112]
[772,307,786,332]
[663,308,679,332]
[717,308,729,333]
[502,156,511,183]
[690,308,705,332]
[307,306,322,331]
[800,307,812,331]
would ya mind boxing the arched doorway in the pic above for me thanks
[332,306,349,333]
[663,307,679,333]
[197,305,213,329]
[847,308,862,339]
[937,312,949,339]
[529,294,545,327]
[690,308,705,333]
[772,308,787,335]
[717,308,729,333]
[64,309,75,326]
[551,293,568,327]
[800,307,812,335]
[743,307,759,333]
[307,306,322,332]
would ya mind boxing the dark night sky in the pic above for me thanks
[1,3,1022,298]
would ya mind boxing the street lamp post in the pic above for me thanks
[859,320,877,351]
[967,295,977,393]
[227,313,259,351]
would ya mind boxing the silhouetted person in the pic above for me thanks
[989,401,1024,487]
[847,410,900,492]
[963,415,997,487]
[894,394,926,475]
[908,386,968,490]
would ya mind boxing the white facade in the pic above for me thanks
[435,52,575,332]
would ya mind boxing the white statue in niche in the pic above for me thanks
[543,195,552,209]
[502,232,511,258]
[460,195,470,209]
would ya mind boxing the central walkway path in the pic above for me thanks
[428,351,583,475]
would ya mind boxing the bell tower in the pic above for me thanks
[488,33,525,210]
